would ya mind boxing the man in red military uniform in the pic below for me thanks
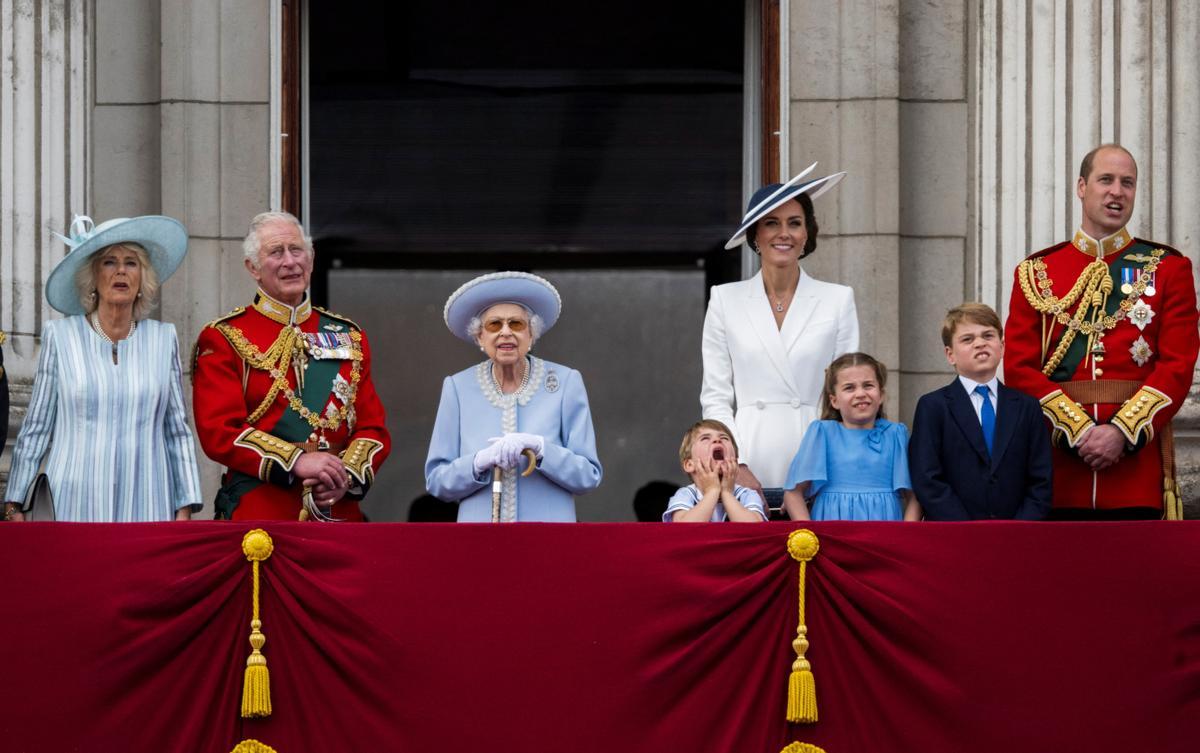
[193,211,390,520]
[1005,144,1199,519]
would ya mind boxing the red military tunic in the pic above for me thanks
[192,289,391,520]
[1004,227,1199,514]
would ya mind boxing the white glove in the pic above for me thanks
[496,432,545,469]
[472,438,508,476]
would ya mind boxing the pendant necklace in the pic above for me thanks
[774,298,785,313]
[90,313,136,365]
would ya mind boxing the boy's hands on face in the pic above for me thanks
[694,457,722,495]
[718,460,737,494]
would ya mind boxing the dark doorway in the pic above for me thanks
[306,1,746,520]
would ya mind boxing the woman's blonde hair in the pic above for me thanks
[74,242,160,320]
[820,351,888,421]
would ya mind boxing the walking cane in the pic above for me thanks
[491,448,538,522]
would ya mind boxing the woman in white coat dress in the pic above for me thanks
[701,165,859,502]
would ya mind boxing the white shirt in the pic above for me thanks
[957,374,1000,424]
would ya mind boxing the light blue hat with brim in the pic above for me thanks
[46,214,189,315]
[444,271,562,342]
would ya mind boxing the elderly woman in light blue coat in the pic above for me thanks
[425,272,602,522]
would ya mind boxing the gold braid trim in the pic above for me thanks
[216,322,363,432]
[1018,248,1164,375]
[234,428,302,474]
[1039,389,1094,448]
[1111,386,1170,445]
[341,438,385,486]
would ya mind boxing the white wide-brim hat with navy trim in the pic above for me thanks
[724,162,847,250]
[45,214,189,315]
[444,271,562,342]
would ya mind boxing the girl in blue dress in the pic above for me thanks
[782,352,921,521]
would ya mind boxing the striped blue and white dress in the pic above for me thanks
[5,316,202,521]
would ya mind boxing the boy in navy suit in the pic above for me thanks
[909,304,1052,520]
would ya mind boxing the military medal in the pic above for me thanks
[304,331,354,359]
[1120,267,1135,295]
[1138,269,1156,296]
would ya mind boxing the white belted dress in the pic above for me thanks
[700,268,859,489]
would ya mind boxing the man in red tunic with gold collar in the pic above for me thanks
[193,211,390,520]
[1005,144,1199,519]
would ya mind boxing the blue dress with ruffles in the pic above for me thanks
[784,418,911,521]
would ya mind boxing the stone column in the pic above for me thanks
[788,0,902,403]
[897,0,969,420]
[0,0,88,486]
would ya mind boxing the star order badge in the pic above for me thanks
[1128,298,1155,331]
[1129,336,1153,367]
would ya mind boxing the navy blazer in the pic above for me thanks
[908,379,1052,520]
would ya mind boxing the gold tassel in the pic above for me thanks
[780,743,827,753]
[241,529,275,718]
[1164,477,1182,521]
[786,529,820,723]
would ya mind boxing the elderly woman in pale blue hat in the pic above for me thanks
[3,215,202,522]
[700,164,859,511]
[425,272,603,522]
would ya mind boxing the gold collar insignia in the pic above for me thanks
[253,288,312,325]
[1072,226,1132,258]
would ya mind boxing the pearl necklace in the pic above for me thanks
[491,357,530,395]
[90,313,136,364]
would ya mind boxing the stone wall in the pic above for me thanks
[1,0,272,510]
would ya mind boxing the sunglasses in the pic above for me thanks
[483,317,529,333]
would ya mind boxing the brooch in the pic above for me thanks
[1128,299,1155,331]
[545,371,560,393]
[1129,336,1153,367]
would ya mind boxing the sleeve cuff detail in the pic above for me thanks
[1039,389,1095,447]
[1110,386,1170,445]
[234,428,303,477]
[340,438,385,487]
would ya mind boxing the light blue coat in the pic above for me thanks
[425,357,602,521]
[5,316,202,521]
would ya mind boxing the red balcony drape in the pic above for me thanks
[2,521,1198,752]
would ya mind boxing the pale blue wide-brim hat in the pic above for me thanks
[444,271,562,342]
[45,214,189,315]
[723,162,847,250]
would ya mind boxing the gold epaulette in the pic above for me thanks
[192,307,248,374]
[0,330,6,346]
[204,306,247,329]
[1039,389,1094,447]
[234,428,302,480]
[314,306,362,331]
[1110,386,1170,445]
[340,438,385,487]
